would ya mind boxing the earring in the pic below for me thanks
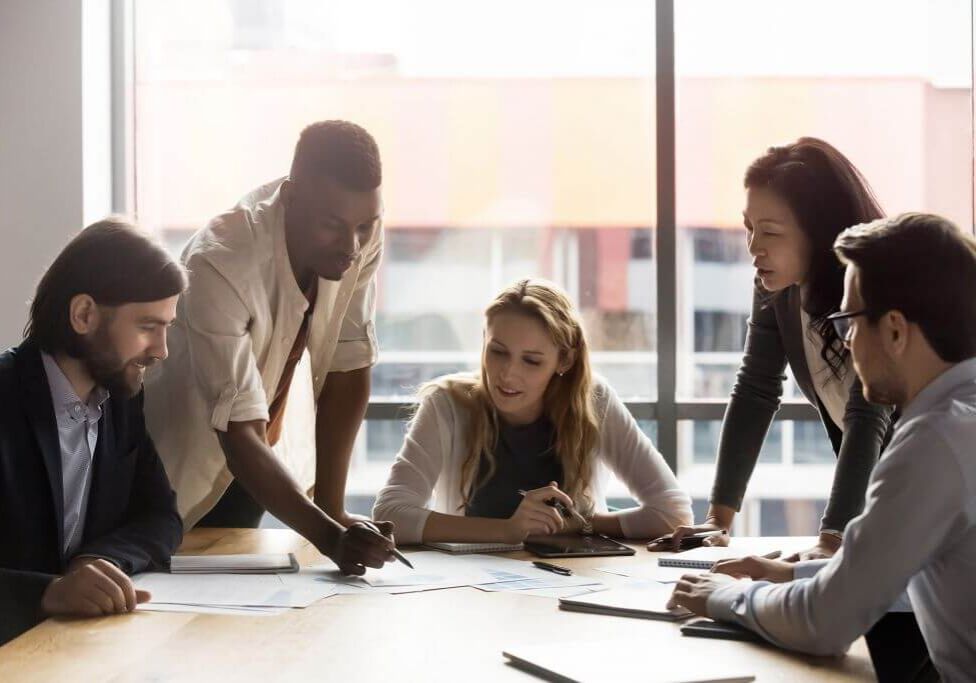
[557,371,565,377]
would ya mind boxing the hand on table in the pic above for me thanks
[646,522,730,551]
[41,558,150,618]
[711,555,795,583]
[783,532,842,562]
[667,572,736,616]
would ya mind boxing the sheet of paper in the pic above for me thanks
[136,602,287,616]
[133,572,338,608]
[595,564,703,583]
[510,585,603,599]
[474,575,602,592]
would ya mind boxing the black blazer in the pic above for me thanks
[711,285,894,532]
[0,339,183,644]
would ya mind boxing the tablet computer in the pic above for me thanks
[680,618,766,643]
[523,533,636,558]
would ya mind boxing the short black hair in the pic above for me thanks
[24,217,188,357]
[289,120,382,191]
[834,212,976,363]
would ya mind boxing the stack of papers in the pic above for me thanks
[170,553,299,574]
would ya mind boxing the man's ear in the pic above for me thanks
[68,294,100,336]
[280,178,294,209]
[881,310,910,358]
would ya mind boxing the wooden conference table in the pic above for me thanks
[0,529,876,682]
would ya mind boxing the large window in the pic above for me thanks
[127,0,974,534]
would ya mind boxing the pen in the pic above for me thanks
[517,489,588,528]
[532,560,573,576]
[360,520,414,569]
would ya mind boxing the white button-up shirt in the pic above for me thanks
[144,178,382,526]
[40,352,110,559]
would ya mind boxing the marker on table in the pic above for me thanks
[532,560,573,576]
[360,520,414,569]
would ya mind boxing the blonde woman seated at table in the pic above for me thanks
[373,279,693,545]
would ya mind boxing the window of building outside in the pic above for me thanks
[131,0,972,532]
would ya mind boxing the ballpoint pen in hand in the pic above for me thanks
[359,520,414,569]
[517,489,588,530]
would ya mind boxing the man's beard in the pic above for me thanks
[79,326,154,399]
[861,355,907,407]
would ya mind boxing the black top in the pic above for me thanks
[710,284,894,532]
[466,416,563,519]
[0,339,183,645]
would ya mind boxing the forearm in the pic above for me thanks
[710,398,776,511]
[219,421,341,553]
[421,511,511,544]
[314,367,370,516]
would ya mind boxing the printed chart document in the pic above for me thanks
[305,552,604,594]
[133,572,337,609]
[504,639,755,682]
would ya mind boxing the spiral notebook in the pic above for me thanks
[425,542,524,554]
[657,547,742,570]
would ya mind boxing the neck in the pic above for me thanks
[284,221,314,293]
[498,403,544,427]
[51,352,97,404]
[899,352,954,410]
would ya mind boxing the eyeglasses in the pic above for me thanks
[826,309,869,344]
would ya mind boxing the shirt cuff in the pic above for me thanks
[70,554,122,569]
[706,581,749,622]
[792,559,830,580]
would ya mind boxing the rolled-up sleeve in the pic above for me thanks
[330,226,382,373]
[372,390,449,545]
[182,256,268,432]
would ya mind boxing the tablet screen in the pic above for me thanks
[524,533,636,558]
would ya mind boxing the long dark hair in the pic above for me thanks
[25,217,187,357]
[745,137,884,379]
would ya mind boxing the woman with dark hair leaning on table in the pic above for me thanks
[648,137,933,681]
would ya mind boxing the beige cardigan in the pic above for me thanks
[373,376,693,544]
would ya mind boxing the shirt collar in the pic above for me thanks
[40,351,110,422]
[899,357,976,423]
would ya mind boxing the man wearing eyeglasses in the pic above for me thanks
[670,213,976,682]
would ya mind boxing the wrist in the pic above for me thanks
[818,530,843,550]
[314,518,345,558]
[705,503,736,531]
[498,518,521,544]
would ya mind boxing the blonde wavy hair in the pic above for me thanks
[418,278,600,513]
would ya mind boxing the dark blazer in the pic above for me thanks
[0,339,183,644]
[711,285,894,532]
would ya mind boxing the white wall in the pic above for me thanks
[0,0,112,346]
